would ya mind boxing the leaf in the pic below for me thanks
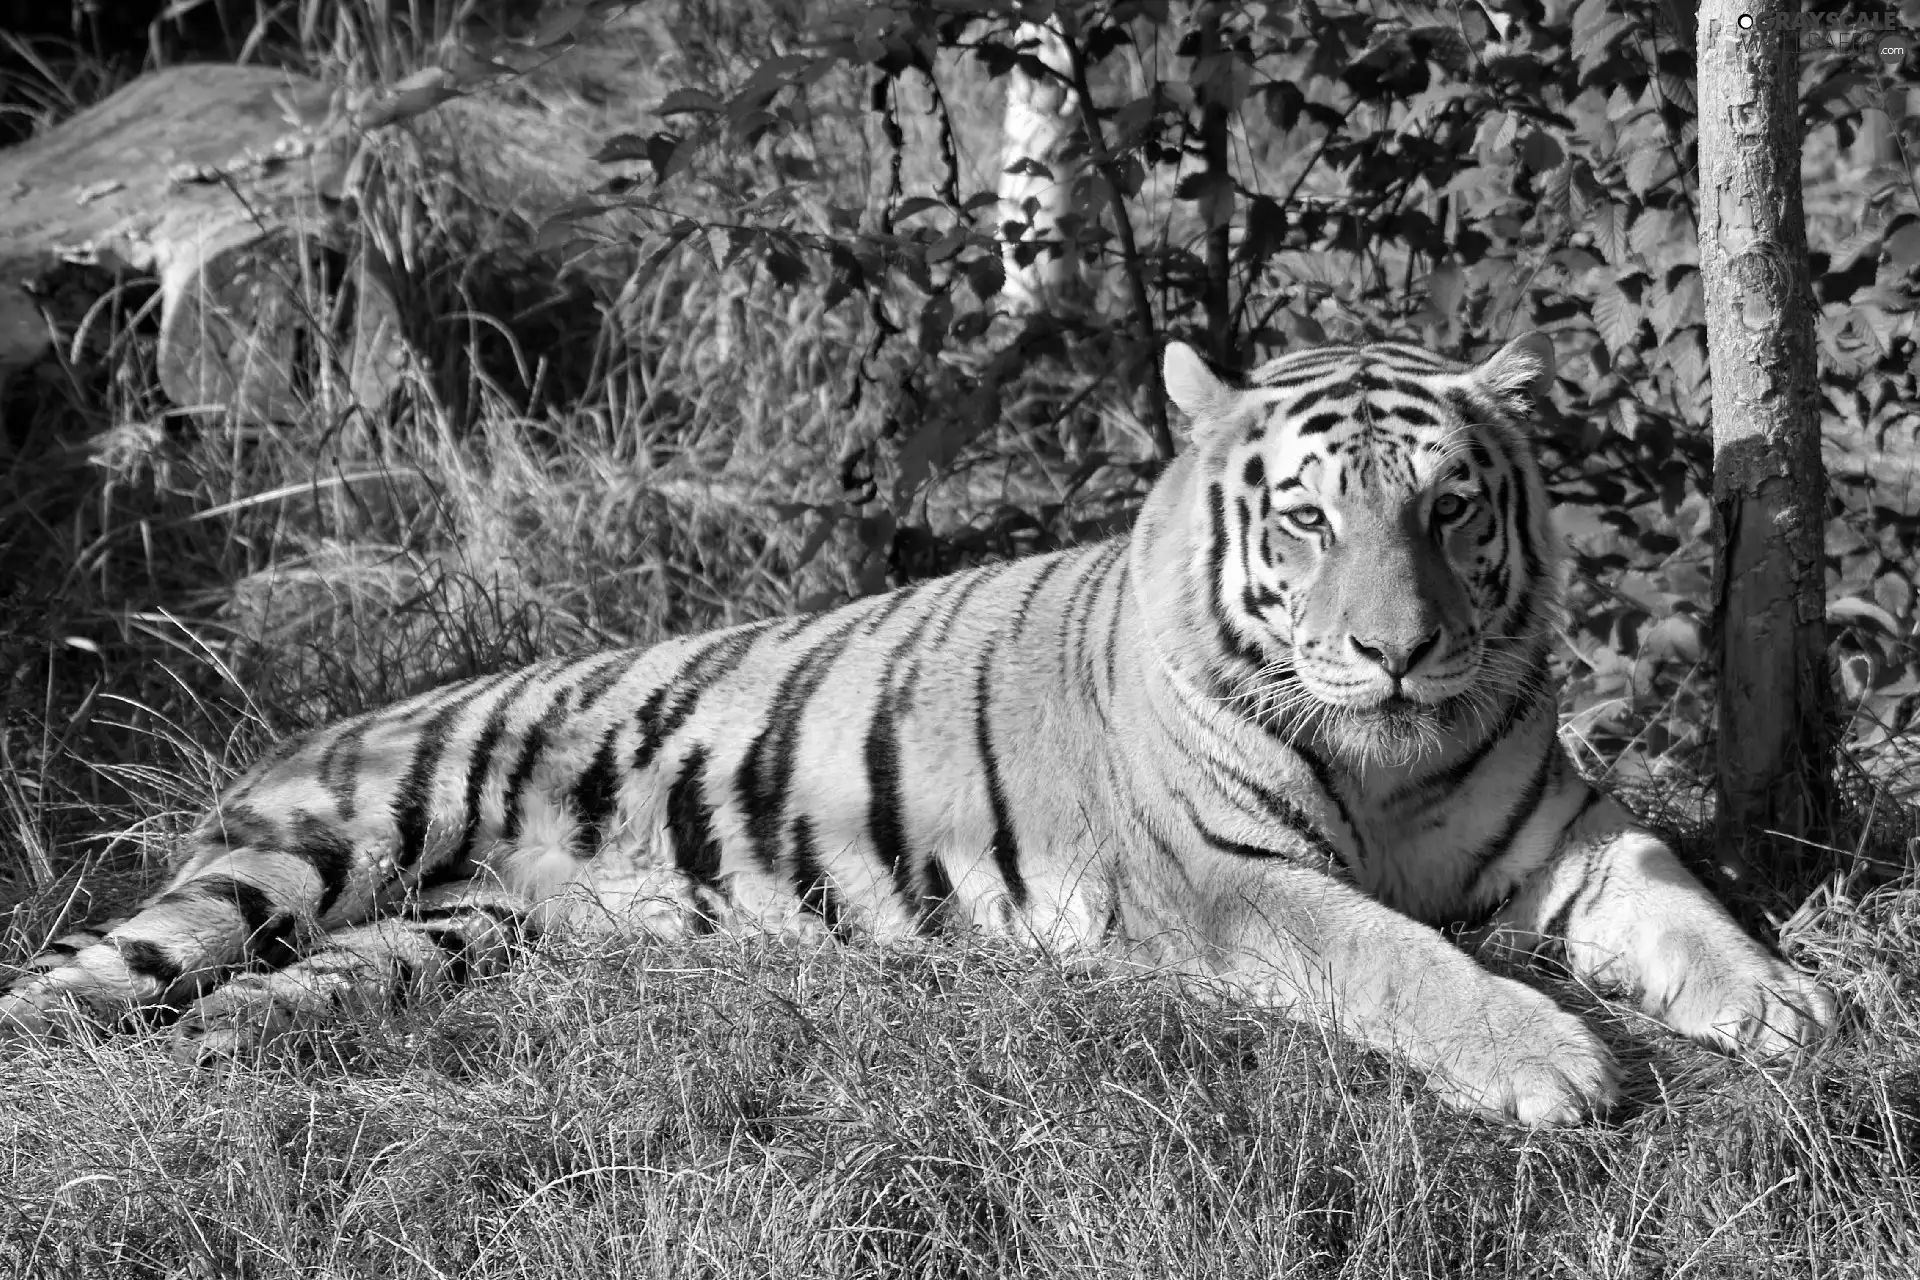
[1874,571,1914,621]
[1831,594,1904,636]
[1643,614,1705,664]
[918,294,954,355]
[1574,15,1635,73]
[1608,397,1642,440]
[1623,144,1677,196]
[1885,219,1920,268]
[965,254,1005,301]
[1653,269,1704,341]
[896,196,942,220]
[1243,196,1287,262]
[764,248,810,288]
[1656,72,1695,117]
[1591,281,1643,355]
[593,133,650,164]
[659,88,725,116]
[1519,129,1564,171]
[1550,246,1605,274]
[1263,81,1306,131]
[1606,84,1646,123]
[1629,207,1693,264]
[1586,200,1632,264]
[926,226,969,264]
[1426,259,1466,315]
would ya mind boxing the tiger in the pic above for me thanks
[0,335,1834,1124]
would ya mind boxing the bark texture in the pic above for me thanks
[1696,1,1831,859]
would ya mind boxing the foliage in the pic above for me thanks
[528,0,1920,807]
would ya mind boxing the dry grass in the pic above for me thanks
[2,2,1918,1277]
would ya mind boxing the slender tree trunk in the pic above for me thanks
[1696,0,1831,864]
[998,20,1082,313]
[1196,2,1233,364]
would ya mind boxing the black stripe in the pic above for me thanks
[864,681,914,904]
[1009,553,1073,637]
[290,811,355,918]
[1235,496,1269,621]
[500,687,582,844]
[863,574,998,913]
[920,852,956,920]
[1290,742,1367,877]
[1281,383,1343,417]
[667,745,724,889]
[114,939,181,989]
[421,926,472,984]
[317,715,379,821]
[972,650,1030,909]
[789,815,847,936]
[577,649,646,711]
[634,622,782,773]
[447,663,551,869]
[394,680,506,873]
[1469,743,1561,879]
[202,804,280,852]
[1295,411,1343,435]
[158,873,274,936]
[1161,725,1318,854]
[1206,482,1262,667]
[930,563,1010,647]
[495,652,629,844]
[1103,556,1128,696]
[571,723,625,858]
[736,606,881,875]
[1061,544,1112,706]
[631,685,672,771]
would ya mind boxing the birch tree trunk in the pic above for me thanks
[998,20,1084,314]
[1696,0,1832,862]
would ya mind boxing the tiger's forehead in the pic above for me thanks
[1232,344,1488,494]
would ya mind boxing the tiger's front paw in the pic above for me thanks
[1659,950,1835,1059]
[1426,982,1620,1126]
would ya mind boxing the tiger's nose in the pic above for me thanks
[1348,630,1441,678]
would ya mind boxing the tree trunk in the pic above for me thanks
[1196,2,1234,365]
[1696,1,1832,864]
[998,20,1084,314]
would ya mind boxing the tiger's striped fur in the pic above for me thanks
[0,337,1832,1123]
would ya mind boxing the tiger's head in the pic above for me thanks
[1155,336,1561,765]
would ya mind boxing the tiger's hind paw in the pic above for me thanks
[0,989,105,1048]
[168,976,303,1063]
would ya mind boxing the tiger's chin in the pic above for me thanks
[1323,696,1452,768]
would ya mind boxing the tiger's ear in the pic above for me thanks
[1471,333,1556,408]
[1162,341,1238,432]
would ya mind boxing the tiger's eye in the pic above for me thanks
[1433,493,1469,522]
[1283,506,1326,531]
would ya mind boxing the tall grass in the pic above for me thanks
[1,2,1916,1277]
